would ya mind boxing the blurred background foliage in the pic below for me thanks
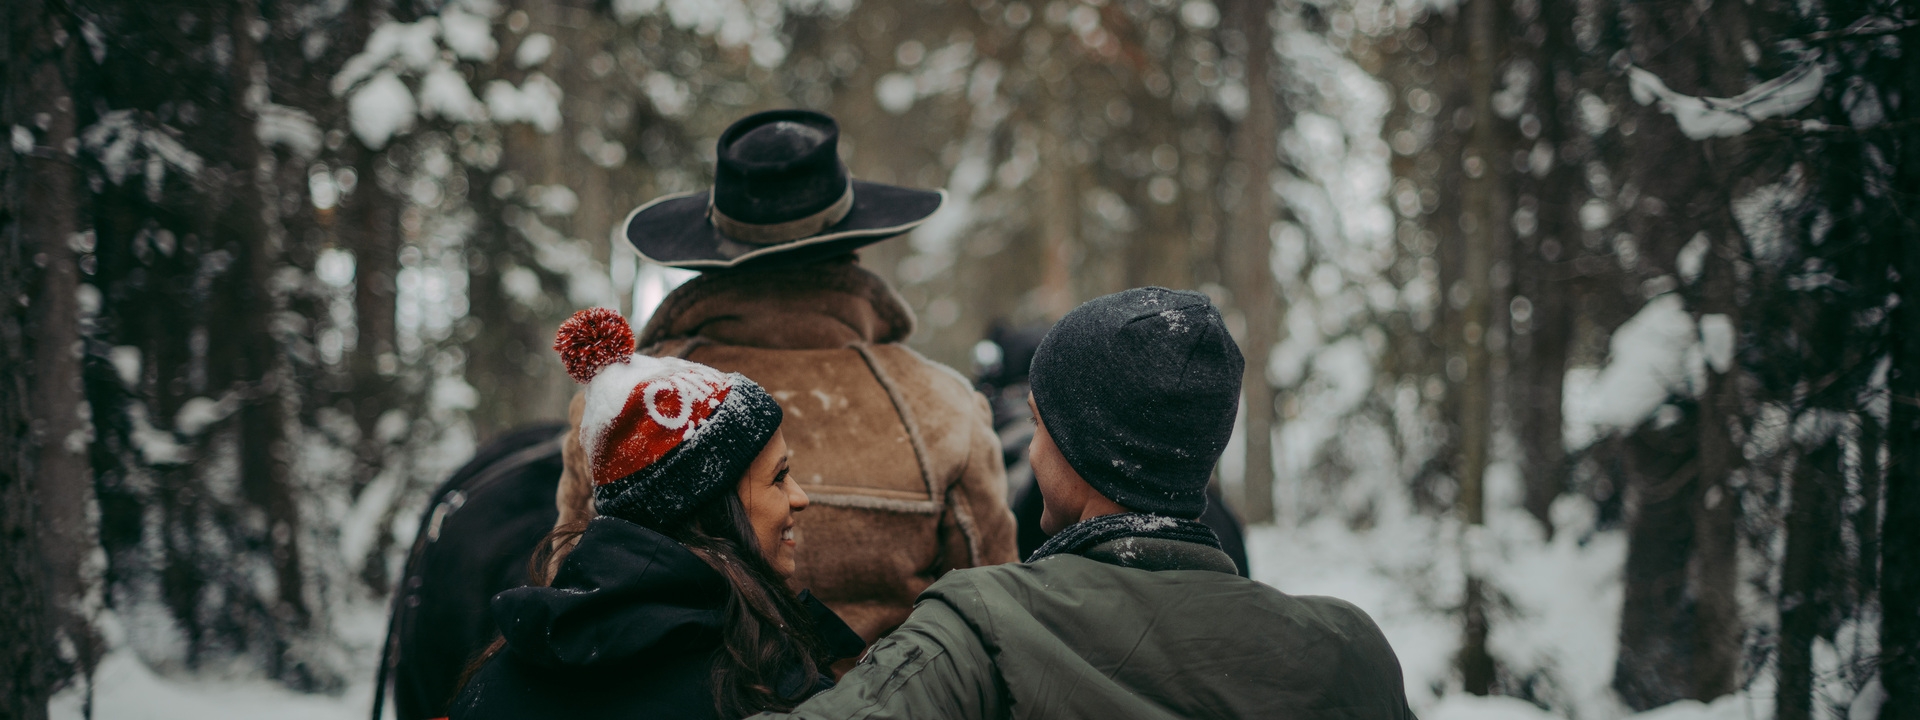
[2,0,1914,718]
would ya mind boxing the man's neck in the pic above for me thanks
[1075,496,1131,525]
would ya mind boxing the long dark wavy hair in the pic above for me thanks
[462,492,829,717]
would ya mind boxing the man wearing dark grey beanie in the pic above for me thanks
[759,287,1416,720]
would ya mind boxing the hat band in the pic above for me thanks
[708,181,855,245]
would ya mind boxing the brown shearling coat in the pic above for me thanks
[554,258,1017,642]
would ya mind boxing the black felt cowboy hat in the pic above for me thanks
[620,109,947,269]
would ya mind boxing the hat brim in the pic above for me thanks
[621,181,946,270]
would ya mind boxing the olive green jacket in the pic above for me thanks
[758,537,1417,720]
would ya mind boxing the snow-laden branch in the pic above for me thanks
[256,103,323,158]
[1802,15,1917,42]
[1626,59,1826,140]
[1562,295,1735,451]
[329,4,512,150]
[331,10,496,98]
[80,110,206,201]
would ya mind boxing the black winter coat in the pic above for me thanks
[448,516,864,720]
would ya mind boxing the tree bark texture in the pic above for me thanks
[1511,0,1584,537]
[1,4,68,717]
[1777,439,1844,720]
[1609,0,1767,702]
[1611,425,1700,709]
[1881,33,1920,711]
[1457,0,1504,694]
[1225,0,1278,525]
[1884,284,1920,718]
[462,0,585,441]
[15,0,100,711]
[227,0,311,645]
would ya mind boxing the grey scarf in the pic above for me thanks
[1027,512,1221,563]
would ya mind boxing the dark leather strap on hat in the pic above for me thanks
[707,179,855,245]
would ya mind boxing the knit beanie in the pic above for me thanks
[1028,287,1244,518]
[553,308,783,529]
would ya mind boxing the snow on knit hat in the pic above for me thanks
[1028,287,1243,518]
[554,308,783,529]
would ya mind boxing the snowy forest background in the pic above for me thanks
[2,0,1914,718]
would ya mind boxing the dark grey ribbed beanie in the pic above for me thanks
[1028,287,1244,518]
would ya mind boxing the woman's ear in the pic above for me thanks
[555,391,597,529]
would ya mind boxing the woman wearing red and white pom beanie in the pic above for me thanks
[557,307,786,528]
[450,308,865,720]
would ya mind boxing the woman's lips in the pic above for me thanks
[780,527,795,545]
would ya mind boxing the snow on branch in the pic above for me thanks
[611,0,858,67]
[485,74,564,133]
[348,72,417,150]
[329,4,545,151]
[331,19,443,97]
[1561,295,1736,451]
[1801,15,1918,42]
[255,103,323,158]
[1627,59,1826,140]
[81,110,206,201]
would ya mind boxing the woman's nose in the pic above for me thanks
[788,481,810,512]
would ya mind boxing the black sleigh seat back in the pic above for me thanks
[375,423,567,720]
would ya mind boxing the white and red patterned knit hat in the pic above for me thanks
[553,308,784,528]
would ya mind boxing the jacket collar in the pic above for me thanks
[1027,512,1223,564]
[1083,537,1241,574]
[636,256,916,350]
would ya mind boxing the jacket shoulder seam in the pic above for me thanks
[850,343,942,503]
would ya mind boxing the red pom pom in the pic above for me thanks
[554,308,635,383]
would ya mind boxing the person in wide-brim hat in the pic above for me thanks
[620,109,946,269]
[557,109,1019,650]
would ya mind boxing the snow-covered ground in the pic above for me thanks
[50,606,388,720]
[1248,495,1779,720]
[52,651,376,720]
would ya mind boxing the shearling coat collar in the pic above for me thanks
[637,257,916,349]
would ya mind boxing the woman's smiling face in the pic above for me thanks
[737,430,808,578]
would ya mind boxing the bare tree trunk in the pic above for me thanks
[0,260,53,720]
[1688,235,1742,702]
[1516,279,1569,531]
[0,347,53,720]
[1512,0,1585,536]
[1778,438,1844,720]
[15,0,100,711]
[1224,0,1278,526]
[1609,0,1762,702]
[1881,51,1920,714]
[346,145,399,439]
[463,0,575,440]
[223,0,309,650]
[1885,314,1920,720]
[1686,0,1768,699]
[0,4,71,717]
[1613,427,1700,709]
[1857,416,1881,601]
[1457,0,1503,694]
[1035,97,1077,319]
